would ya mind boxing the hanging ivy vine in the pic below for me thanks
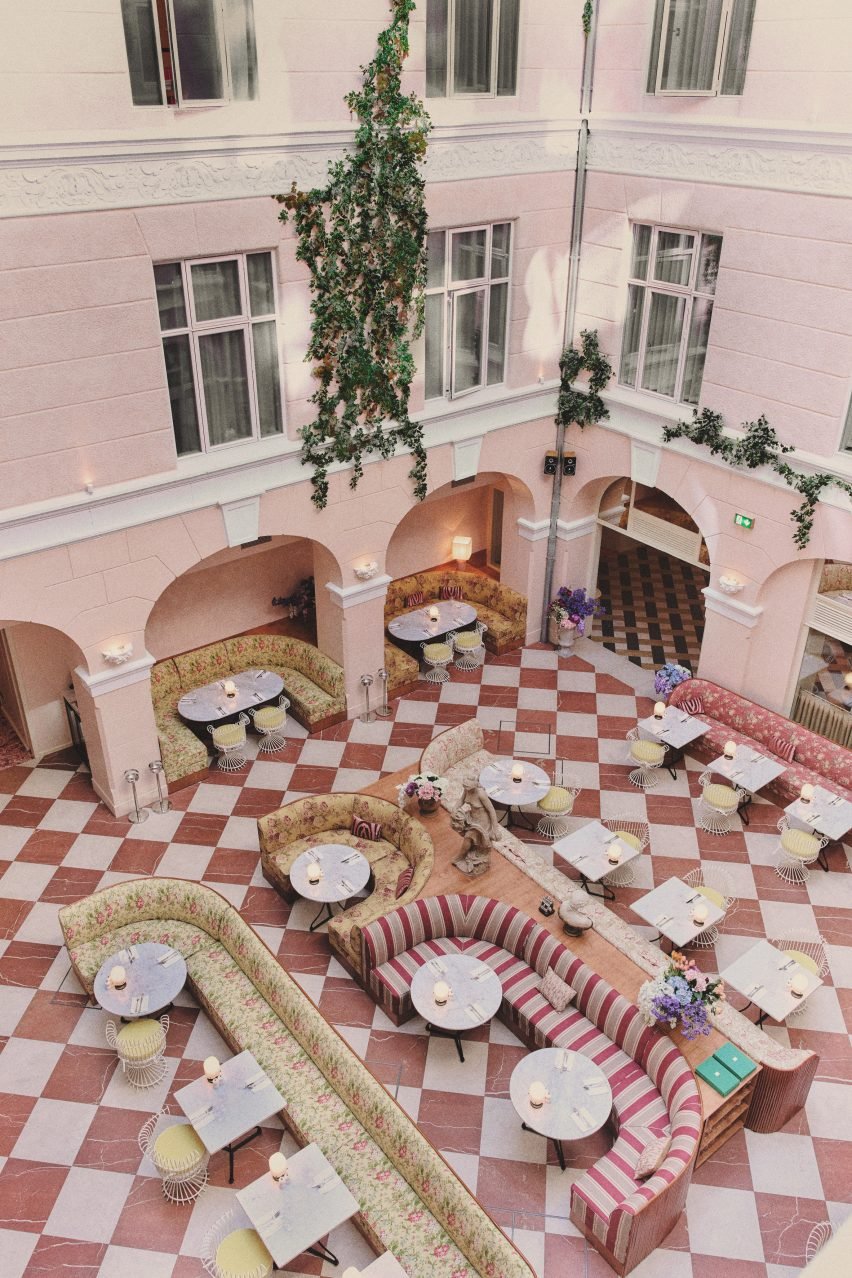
[582,2,594,37]
[662,408,852,548]
[556,328,613,431]
[274,0,430,509]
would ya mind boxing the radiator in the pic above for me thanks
[792,688,852,750]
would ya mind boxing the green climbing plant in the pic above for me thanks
[582,1,594,37]
[275,0,430,509]
[556,329,613,431]
[662,408,852,548]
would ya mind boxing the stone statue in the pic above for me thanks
[450,782,502,877]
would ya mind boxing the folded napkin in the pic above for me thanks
[245,1070,267,1088]
[247,1076,272,1092]
[472,966,491,981]
[466,1002,487,1022]
[428,958,447,975]
[316,1175,339,1195]
[131,994,149,1015]
[125,946,138,962]
[557,1049,573,1072]
[188,1106,212,1124]
[485,785,502,798]
[258,1211,288,1234]
[338,878,355,895]
[654,914,671,928]
[342,852,361,864]
[194,1110,217,1131]
[578,1105,595,1126]
[585,1081,609,1096]
[571,1109,590,1133]
[827,795,842,807]
[159,950,182,968]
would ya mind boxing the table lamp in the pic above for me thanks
[511,762,524,784]
[433,980,450,1006]
[528,1080,547,1109]
[108,964,127,990]
[269,1151,289,1184]
[451,535,472,569]
[653,701,666,720]
[203,1055,222,1085]
[723,740,737,760]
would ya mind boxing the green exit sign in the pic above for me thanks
[734,512,755,530]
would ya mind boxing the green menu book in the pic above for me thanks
[714,1042,756,1081]
[696,1055,740,1097]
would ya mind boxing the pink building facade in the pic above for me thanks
[0,0,850,814]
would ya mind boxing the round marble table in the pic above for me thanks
[479,757,551,828]
[94,942,187,1019]
[410,953,502,1063]
[510,1047,612,1170]
[177,668,285,728]
[387,601,477,644]
[290,844,372,933]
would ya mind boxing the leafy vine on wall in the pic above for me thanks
[556,329,613,432]
[582,2,594,38]
[274,0,431,510]
[662,408,852,548]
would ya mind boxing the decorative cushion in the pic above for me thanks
[783,949,819,975]
[772,735,797,763]
[396,866,414,898]
[211,723,246,747]
[537,786,574,813]
[634,1133,672,1178]
[781,827,822,860]
[406,592,424,607]
[216,1228,273,1277]
[423,643,452,661]
[540,968,576,1013]
[352,817,382,842]
[703,783,739,810]
[613,830,642,850]
[153,1122,206,1171]
[253,705,286,730]
[454,631,482,649]
[679,697,704,716]
[695,883,726,909]
[630,739,666,764]
[441,584,464,600]
[115,1018,165,1060]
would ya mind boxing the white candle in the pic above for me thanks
[790,972,808,997]
[342,1269,361,1278]
[307,861,322,884]
[511,762,524,784]
[692,902,709,925]
[269,1152,288,1183]
[653,701,666,720]
[433,980,450,1006]
[108,964,126,990]
[723,740,737,760]
[428,606,440,622]
[223,679,237,697]
[203,1055,221,1084]
[607,840,623,864]
[800,783,814,805]
[528,1080,547,1109]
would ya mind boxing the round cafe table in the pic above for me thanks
[410,953,502,1063]
[387,601,477,645]
[94,942,187,1019]
[510,1047,612,1171]
[290,845,371,933]
[177,668,285,731]
[479,757,550,828]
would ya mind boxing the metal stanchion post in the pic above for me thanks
[124,768,149,824]
[375,667,391,718]
[359,673,375,723]
[148,760,171,813]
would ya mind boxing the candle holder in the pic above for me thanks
[359,673,375,723]
[148,760,171,813]
[124,768,149,824]
[375,667,391,718]
[433,980,450,1006]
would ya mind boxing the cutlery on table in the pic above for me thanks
[746,983,764,997]
[685,893,700,904]
[777,959,795,972]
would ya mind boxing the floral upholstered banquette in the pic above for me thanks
[419,719,493,811]
[668,678,852,804]
[385,570,527,655]
[258,794,434,977]
[59,879,534,1278]
[383,639,420,694]
[362,895,702,1277]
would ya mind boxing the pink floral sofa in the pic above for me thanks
[362,895,702,1276]
[385,570,527,655]
[668,678,852,806]
[58,878,534,1278]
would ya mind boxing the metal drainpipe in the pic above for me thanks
[539,3,598,639]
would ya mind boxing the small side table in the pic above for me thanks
[175,1050,285,1184]
[410,954,502,1063]
[510,1047,612,1171]
[290,845,371,932]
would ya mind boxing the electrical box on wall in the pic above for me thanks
[562,452,577,477]
[543,451,558,476]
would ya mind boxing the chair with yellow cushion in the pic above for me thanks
[536,765,581,839]
[105,1014,168,1088]
[421,639,453,684]
[452,621,488,671]
[697,771,744,835]
[250,695,291,754]
[208,712,250,772]
[139,1108,209,1204]
[768,933,829,1020]
[599,819,649,888]
[775,817,830,883]
[203,1208,273,1278]
[626,728,666,790]
[683,866,736,947]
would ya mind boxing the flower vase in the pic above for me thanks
[548,615,576,651]
[418,797,439,814]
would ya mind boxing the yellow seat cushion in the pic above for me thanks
[216,1227,273,1277]
[253,706,285,730]
[695,884,725,909]
[423,643,452,661]
[153,1122,206,1171]
[613,830,642,850]
[454,631,482,650]
[212,723,246,747]
[781,828,821,860]
[537,786,575,813]
[783,948,819,975]
[703,783,739,810]
[630,739,665,764]
[115,1017,164,1060]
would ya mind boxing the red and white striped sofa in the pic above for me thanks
[362,895,702,1276]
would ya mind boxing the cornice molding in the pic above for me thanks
[75,652,155,696]
[516,518,550,542]
[325,575,392,610]
[702,586,763,629]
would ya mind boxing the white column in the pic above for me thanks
[323,575,392,718]
[73,654,161,816]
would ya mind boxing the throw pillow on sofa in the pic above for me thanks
[634,1133,672,1178]
[406,591,424,607]
[680,696,703,716]
[541,968,576,1012]
[395,866,414,898]
[441,584,463,601]
[352,817,382,841]
[772,735,797,763]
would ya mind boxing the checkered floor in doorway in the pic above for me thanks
[0,641,849,1277]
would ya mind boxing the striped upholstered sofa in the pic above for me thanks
[362,895,702,1276]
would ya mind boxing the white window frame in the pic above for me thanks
[430,0,519,99]
[125,0,251,108]
[425,221,513,401]
[651,0,740,98]
[617,223,720,407]
[157,251,286,456]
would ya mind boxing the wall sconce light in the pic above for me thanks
[102,642,134,666]
[354,561,379,581]
[451,535,472,568]
[84,481,94,495]
[718,574,744,595]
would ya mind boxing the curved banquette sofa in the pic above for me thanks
[385,570,527,655]
[58,878,533,1278]
[668,678,852,806]
[258,793,434,977]
[362,894,702,1276]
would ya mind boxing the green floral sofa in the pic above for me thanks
[59,879,532,1278]
[384,640,420,696]
[258,794,434,977]
[151,635,347,786]
[385,570,526,655]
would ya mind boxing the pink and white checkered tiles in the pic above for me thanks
[0,642,849,1278]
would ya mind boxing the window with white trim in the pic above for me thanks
[841,393,852,454]
[426,0,520,98]
[155,253,284,456]
[618,224,721,406]
[120,0,257,107]
[424,223,512,400]
[647,0,755,96]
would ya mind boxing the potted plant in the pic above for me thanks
[638,952,726,1041]
[398,772,447,814]
[654,661,692,701]
[547,586,605,650]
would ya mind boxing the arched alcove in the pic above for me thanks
[0,620,86,764]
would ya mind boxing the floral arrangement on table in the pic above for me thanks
[397,772,447,811]
[638,951,726,1040]
[547,586,605,635]
[654,661,692,700]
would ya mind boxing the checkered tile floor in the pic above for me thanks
[0,641,849,1278]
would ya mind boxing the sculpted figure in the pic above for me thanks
[450,781,502,877]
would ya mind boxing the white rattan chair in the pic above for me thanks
[683,866,737,947]
[768,933,829,1018]
[250,694,290,754]
[105,1014,169,1088]
[208,712,250,772]
[697,770,744,835]
[774,815,830,883]
[599,818,649,888]
[202,1207,273,1278]
[536,763,582,839]
[139,1107,209,1204]
[626,727,665,790]
[421,638,453,684]
[452,621,487,671]
[805,1221,833,1263]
